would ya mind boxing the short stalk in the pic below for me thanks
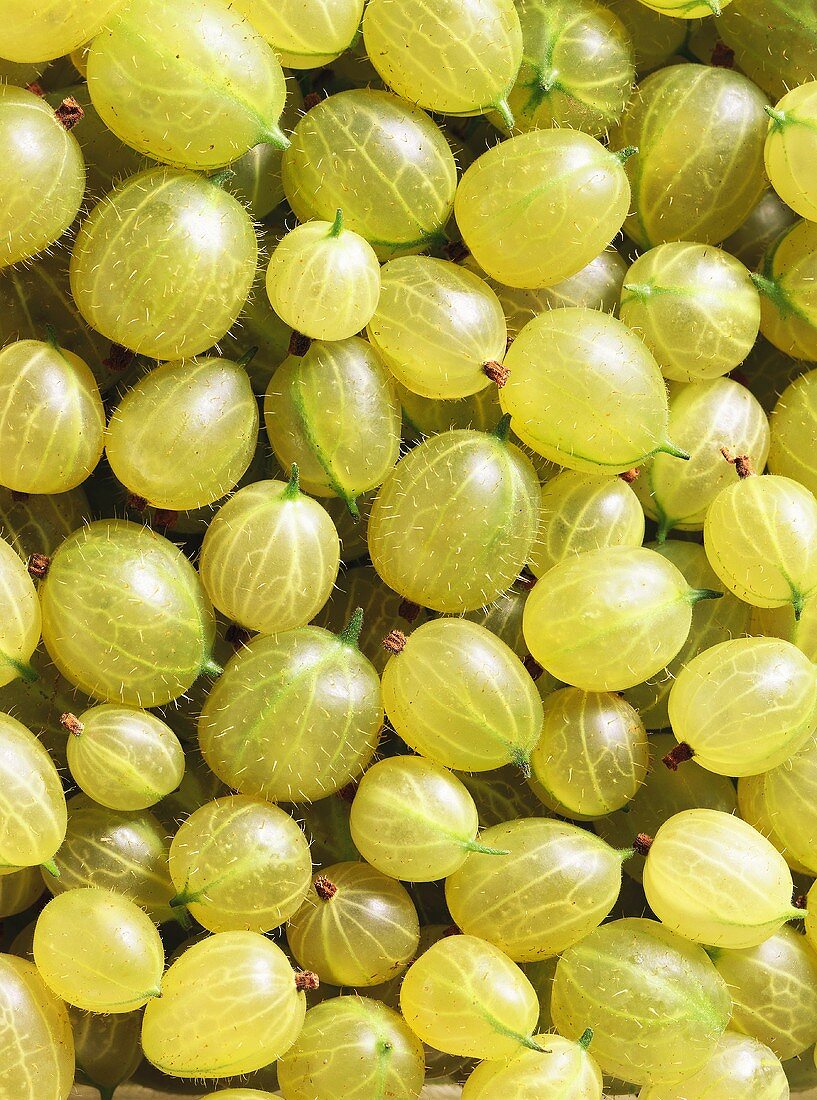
[578,1027,594,1051]
[688,588,723,605]
[11,659,39,684]
[284,463,301,499]
[764,105,787,130]
[463,839,511,856]
[793,589,806,621]
[236,346,259,369]
[338,607,364,648]
[491,412,513,442]
[657,441,690,461]
[208,168,235,188]
[494,98,515,132]
[264,123,290,150]
[750,272,795,319]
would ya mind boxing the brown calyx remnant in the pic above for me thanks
[302,91,324,112]
[444,240,470,263]
[337,781,358,803]
[294,970,320,991]
[711,41,736,68]
[314,876,338,902]
[383,629,407,655]
[127,493,147,512]
[10,490,29,502]
[152,509,177,530]
[793,893,808,910]
[633,833,653,856]
[663,742,695,771]
[483,361,509,388]
[226,623,252,650]
[619,468,640,484]
[720,447,753,479]
[506,334,514,352]
[288,330,311,357]
[103,344,136,373]
[515,572,537,592]
[59,712,84,737]
[27,553,51,580]
[523,655,543,682]
[55,96,84,131]
[398,598,421,623]
[26,81,45,97]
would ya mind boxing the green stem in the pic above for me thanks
[45,323,60,351]
[688,588,724,606]
[41,858,60,878]
[578,1027,594,1050]
[750,271,796,319]
[463,839,511,856]
[338,607,364,648]
[208,167,235,188]
[491,412,512,443]
[494,98,515,131]
[764,104,787,130]
[706,0,721,13]
[201,657,223,679]
[264,122,290,150]
[484,1011,549,1053]
[173,906,192,932]
[622,283,653,303]
[656,441,690,461]
[284,462,301,499]
[511,748,532,779]
[344,493,361,519]
[8,658,39,684]
[793,588,806,621]
[329,209,344,237]
[655,510,673,544]
[236,346,259,369]
[612,145,638,165]
[516,1032,549,1054]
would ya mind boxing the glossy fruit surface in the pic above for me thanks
[0,86,85,269]
[500,308,677,472]
[551,918,731,1085]
[455,130,631,289]
[283,90,457,257]
[40,520,217,707]
[369,426,539,612]
[70,168,257,360]
[88,0,289,169]
[612,65,769,248]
